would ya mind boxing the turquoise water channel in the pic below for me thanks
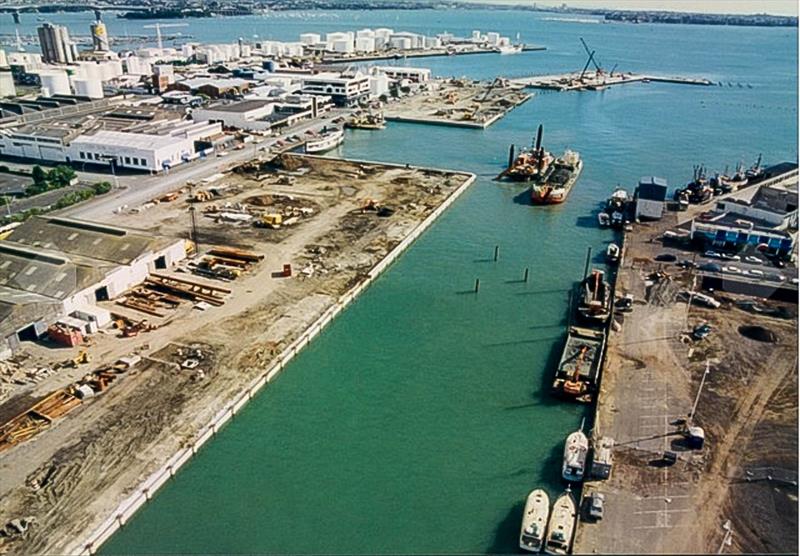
[35,8,794,554]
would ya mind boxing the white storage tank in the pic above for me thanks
[39,70,70,96]
[78,61,102,81]
[299,33,321,45]
[331,39,353,53]
[73,77,104,99]
[355,37,376,52]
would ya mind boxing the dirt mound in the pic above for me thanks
[738,325,778,343]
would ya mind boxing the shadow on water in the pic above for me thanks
[514,288,570,296]
[483,335,563,348]
[485,499,525,554]
[575,214,600,229]
[512,188,533,207]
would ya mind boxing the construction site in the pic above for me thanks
[0,154,474,554]
[383,78,532,128]
[573,204,798,553]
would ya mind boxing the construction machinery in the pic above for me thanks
[256,213,283,229]
[562,346,589,398]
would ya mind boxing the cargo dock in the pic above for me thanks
[510,71,713,92]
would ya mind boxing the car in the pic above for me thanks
[765,273,785,282]
[704,250,722,259]
[745,269,764,278]
[698,262,722,273]
[655,253,677,262]
[662,451,678,466]
[792,277,799,285]
[587,492,605,520]
[745,256,764,265]
[720,253,741,262]
[677,260,697,269]
[723,266,742,274]
[692,323,713,340]
[215,151,228,157]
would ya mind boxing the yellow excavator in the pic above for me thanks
[563,346,588,398]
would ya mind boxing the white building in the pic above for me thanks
[301,71,371,106]
[635,176,669,220]
[0,70,16,98]
[373,66,431,83]
[299,33,321,45]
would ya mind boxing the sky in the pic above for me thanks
[464,0,799,16]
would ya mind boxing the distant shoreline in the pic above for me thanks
[0,3,796,28]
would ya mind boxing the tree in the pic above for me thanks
[31,165,47,186]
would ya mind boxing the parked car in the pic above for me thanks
[677,260,697,269]
[587,492,605,520]
[698,262,722,273]
[745,269,764,278]
[655,253,677,262]
[765,273,785,282]
[723,266,742,274]
[720,253,741,262]
[693,323,713,340]
[745,256,764,265]
[704,250,722,259]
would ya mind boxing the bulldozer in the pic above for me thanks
[61,349,90,369]
[255,213,283,229]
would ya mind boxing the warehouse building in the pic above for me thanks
[0,217,186,357]
[635,176,668,220]
[301,71,370,106]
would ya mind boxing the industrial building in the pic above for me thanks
[0,103,223,172]
[171,77,251,98]
[0,217,186,357]
[192,94,331,132]
[373,66,431,83]
[635,176,668,220]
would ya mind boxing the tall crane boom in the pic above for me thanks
[143,22,188,51]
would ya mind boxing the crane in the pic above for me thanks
[579,37,603,74]
[143,22,188,51]
[563,346,589,397]
[579,49,596,81]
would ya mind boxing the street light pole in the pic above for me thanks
[688,360,711,425]
[717,520,733,554]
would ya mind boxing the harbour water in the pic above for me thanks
[29,8,794,554]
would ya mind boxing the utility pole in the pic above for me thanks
[688,360,711,425]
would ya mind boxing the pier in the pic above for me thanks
[509,71,713,92]
[321,44,545,64]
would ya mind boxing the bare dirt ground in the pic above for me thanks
[574,215,798,554]
[0,154,472,554]
[383,78,531,127]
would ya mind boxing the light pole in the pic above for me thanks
[717,520,733,553]
[688,360,711,425]
[100,155,119,189]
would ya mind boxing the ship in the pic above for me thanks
[562,422,589,482]
[552,326,606,403]
[304,127,344,154]
[530,150,583,204]
[519,489,550,552]
[500,124,554,183]
[577,269,612,324]
[544,488,577,555]
[497,44,524,55]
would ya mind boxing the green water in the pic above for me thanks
[95,9,797,555]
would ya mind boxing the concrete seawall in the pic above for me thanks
[68,160,477,555]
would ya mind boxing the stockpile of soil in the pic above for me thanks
[738,325,778,343]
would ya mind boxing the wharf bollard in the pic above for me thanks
[524,267,529,282]
[494,245,499,262]
[475,278,480,293]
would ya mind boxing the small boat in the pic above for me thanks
[562,422,589,482]
[597,211,610,227]
[519,489,550,552]
[304,127,344,154]
[544,488,577,555]
[606,243,620,263]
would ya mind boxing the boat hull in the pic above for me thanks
[530,159,583,205]
[519,489,550,552]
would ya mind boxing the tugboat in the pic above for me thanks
[562,421,589,482]
[745,153,764,182]
[544,488,577,555]
[519,489,550,552]
[501,124,554,183]
[578,269,612,324]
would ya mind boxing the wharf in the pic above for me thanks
[509,71,712,91]
[321,44,545,64]
[383,78,532,129]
